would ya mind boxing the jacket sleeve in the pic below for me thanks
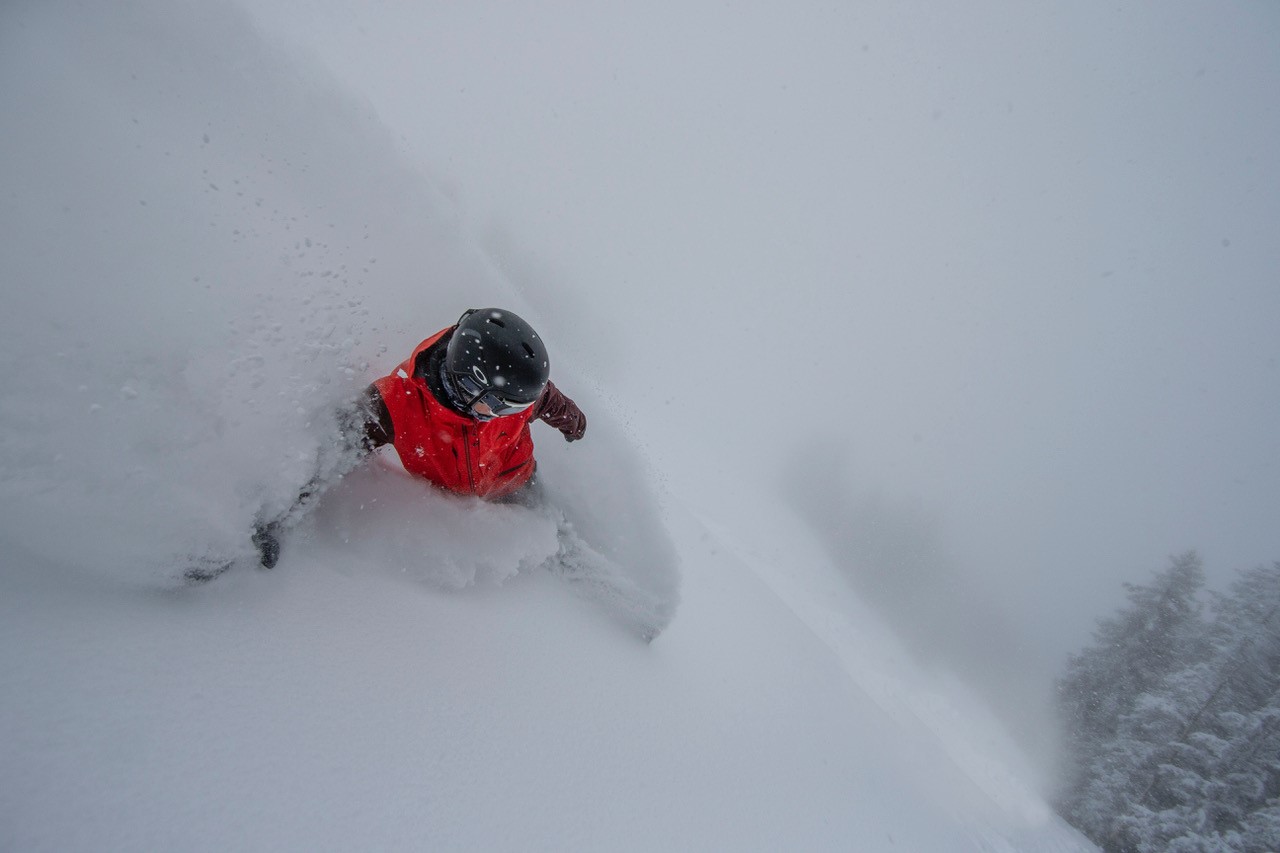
[532,380,586,442]
[336,384,395,452]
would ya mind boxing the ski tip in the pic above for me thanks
[252,523,282,569]
[182,558,237,585]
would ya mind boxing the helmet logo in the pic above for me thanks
[471,365,487,385]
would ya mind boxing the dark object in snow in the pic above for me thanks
[252,521,281,569]
[183,557,236,585]
[182,519,281,585]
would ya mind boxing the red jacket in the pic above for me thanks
[371,328,583,499]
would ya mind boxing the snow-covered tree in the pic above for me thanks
[1057,558,1280,851]
[1203,563,1280,716]
[1237,797,1280,852]
[1056,550,1208,836]
[1157,563,1280,848]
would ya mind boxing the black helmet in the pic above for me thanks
[444,308,550,417]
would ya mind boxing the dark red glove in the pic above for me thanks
[534,380,587,442]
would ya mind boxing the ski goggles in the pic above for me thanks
[454,374,536,417]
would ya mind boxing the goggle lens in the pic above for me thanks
[455,375,534,416]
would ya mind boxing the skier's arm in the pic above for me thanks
[533,380,586,442]
[288,384,392,513]
[336,384,394,452]
[253,385,393,567]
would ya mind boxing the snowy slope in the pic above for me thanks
[1,497,1093,852]
[0,2,1093,850]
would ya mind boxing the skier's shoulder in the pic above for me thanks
[373,327,449,392]
[412,326,454,360]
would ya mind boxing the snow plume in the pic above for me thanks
[1,0,399,578]
[311,464,557,588]
[0,0,678,626]
[0,1,511,581]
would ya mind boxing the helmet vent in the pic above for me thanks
[486,317,506,328]
[521,342,536,358]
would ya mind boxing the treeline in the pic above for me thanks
[1055,551,1280,852]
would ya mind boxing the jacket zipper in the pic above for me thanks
[498,459,531,478]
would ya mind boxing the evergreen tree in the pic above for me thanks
[1237,797,1280,852]
[1055,551,1208,842]
[1185,562,1280,847]
[1149,563,1280,849]
[1057,559,1280,851]
[1203,562,1280,716]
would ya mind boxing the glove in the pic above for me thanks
[536,381,587,442]
[561,410,586,442]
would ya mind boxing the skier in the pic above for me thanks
[251,307,587,567]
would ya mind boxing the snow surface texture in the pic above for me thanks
[0,2,1094,850]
